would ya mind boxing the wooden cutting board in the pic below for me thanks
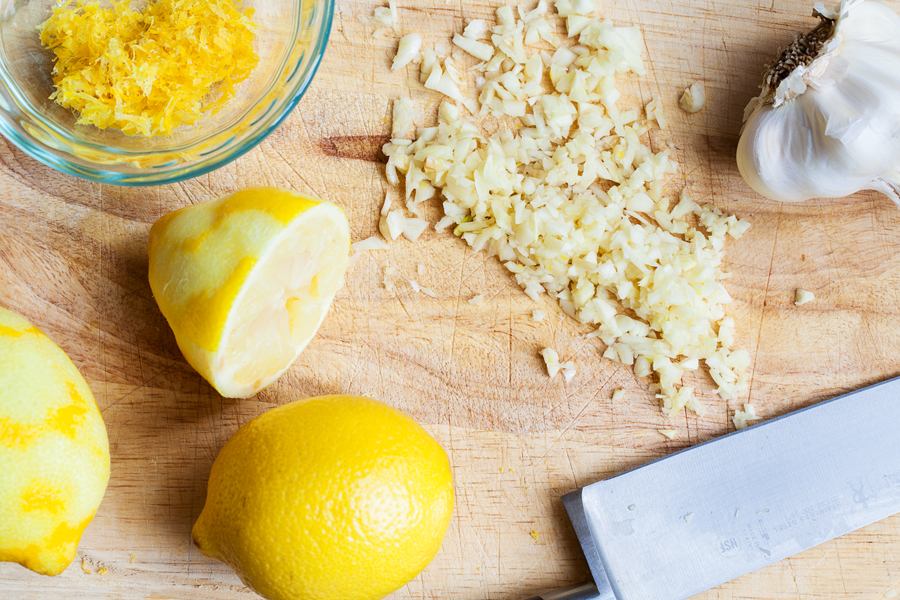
[1,0,899,598]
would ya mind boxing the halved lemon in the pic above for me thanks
[148,187,351,398]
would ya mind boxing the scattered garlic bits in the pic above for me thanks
[541,347,574,379]
[562,363,577,383]
[645,97,667,128]
[392,97,414,138]
[39,0,258,137]
[379,194,405,241]
[733,403,760,430]
[541,348,562,378]
[378,192,429,244]
[383,1,751,415]
[419,49,465,103]
[351,237,390,252]
[679,82,706,113]
[374,0,398,27]
[794,288,815,306]
[410,280,437,297]
[393,34,422,72]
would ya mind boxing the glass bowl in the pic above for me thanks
[0,0,334,185]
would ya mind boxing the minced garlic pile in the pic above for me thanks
[381,0,751,417]
[39,0,259,137]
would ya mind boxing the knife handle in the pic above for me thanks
[524,581,602,600]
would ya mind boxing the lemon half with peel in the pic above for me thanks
[0,306,110,576]
[192,395,454,600]
[148,187,351,398]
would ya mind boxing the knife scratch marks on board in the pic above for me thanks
[508,341,617,433]
[834,542,851,597]
[535,358,597,426]
[459,490,491,566]
[507,548,549,590]
[682,404,692,445]
[100,364,177,414]
[565,448,580,490]
[445,252,469,425]
[628,0,659,154]
[508,283,514,396]
[536,388,602,462]
[815,197,881,365]
[268,144,328,205]
[745,202,781,411]
[808,541,837,572]
[785,557,803,600]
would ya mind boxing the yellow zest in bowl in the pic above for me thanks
[38,0,259,137]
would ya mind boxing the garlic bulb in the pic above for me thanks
[737,0,900,203]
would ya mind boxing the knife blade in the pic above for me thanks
[531,377,900,600]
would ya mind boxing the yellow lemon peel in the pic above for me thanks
[192,395,454,600]
[0,307,109,576]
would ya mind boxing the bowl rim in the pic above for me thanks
[0,0,335,187]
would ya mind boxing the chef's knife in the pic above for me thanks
[526,377,900,600]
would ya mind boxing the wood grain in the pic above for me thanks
[1,0,900,598]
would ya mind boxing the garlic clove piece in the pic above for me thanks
[392,33,422,72]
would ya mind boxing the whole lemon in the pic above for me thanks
[192,395,453,600]
[0,307,110,576]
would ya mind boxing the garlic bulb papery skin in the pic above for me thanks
[737,0,900,204]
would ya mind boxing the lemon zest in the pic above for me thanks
[39,0,259,137]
